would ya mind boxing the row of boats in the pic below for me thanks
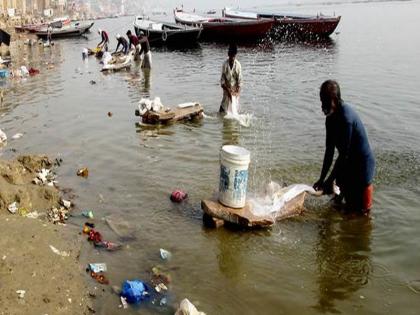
[134,8,341,45]
[14,7,341,45]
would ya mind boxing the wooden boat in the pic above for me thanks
[34,22,94,39]
[223,8,341,38]
[174,9,275,41]
[133,16,202,46]
[136,102,204,125]
[15,17,71,33]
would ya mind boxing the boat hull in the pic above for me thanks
[134,26,201,46]
[223,9,341,38]
[174,14,274,41]
[35,22,94,39]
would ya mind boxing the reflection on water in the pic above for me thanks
[222,117,241,145]
[314,211,372,313]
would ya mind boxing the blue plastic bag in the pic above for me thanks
[121,280,149,304]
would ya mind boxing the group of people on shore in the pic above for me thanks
[221,45,375,215]
[97,28,152,69]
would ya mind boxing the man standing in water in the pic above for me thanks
[220,44,242,113]
[138,31,152,69]
[313,80,375,214]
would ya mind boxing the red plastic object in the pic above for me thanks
[170,190,188,203]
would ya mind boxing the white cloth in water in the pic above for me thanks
[249,182,316,219]
[224,95,252,127]
[102,52,112,65]
[138,97,164,115]
[220,58,242,112]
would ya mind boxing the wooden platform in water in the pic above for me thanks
[141,103,204,125]
[201,193,307,228]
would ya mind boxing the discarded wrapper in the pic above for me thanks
[8,202,18,214]
[61,199,72,209]
[88,263,107,273]
[160,248,172,260]
[16,290,26,299]
[77,167,89,178]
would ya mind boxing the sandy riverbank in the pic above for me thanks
[0,155,93,315]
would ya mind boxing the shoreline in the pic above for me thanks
[0,154,94,314]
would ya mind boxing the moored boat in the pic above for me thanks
[174,9,274,41]
[15,17,71,33]
[133,16,202,46]
[34,22,94,39]
[223,8,341,38]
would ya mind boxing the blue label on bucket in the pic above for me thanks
[219,165,230,192]
[233,169,248,200]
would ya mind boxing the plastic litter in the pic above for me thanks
[120,296,128,309]
[160,248,172,260]
[175,298,206,315]
[11,133,23,140]
[94,241,123,251]
[159,297,167,306]
[170,190,188,203]
[33,168,56,186]
[60,199,71,209]
[7,202,18,214]
[16,290,26,299]
[26,211,40,219]
[82,210,94,219]
[47,207,69,224]
[77,167,89,178]
[49,245,70,257]
[151,266,171,285]
[121,280,150,304]
[20,66,29,76]
[154,283,168,293]
[88,263,107,273]
[88,229,103,243]
[28,68,40,76]
[0,129,7,143]
[90,271,109,284]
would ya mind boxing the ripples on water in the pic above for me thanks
[1,1,420,314]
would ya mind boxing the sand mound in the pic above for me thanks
[0,155,60,212]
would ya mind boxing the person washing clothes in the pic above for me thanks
[114,34,128,55]
[97,29,109,51]
[126,30,140,61]
[220,44,242,113]
[313,80,375,214]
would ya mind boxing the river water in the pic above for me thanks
[1,1,419,314]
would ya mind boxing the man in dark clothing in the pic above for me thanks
[126,30,139,54]
[313,80,375,213]
[97,29,109,51]
[115,34,128,54]
[138,32,152,69]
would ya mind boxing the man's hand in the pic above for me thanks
[313,179,324,191]
[322,178,334,195]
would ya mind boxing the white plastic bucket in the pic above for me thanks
[219,145,251,208]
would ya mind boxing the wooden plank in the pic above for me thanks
[142,104,203,124]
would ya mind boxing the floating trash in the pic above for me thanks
[160,248,172,260]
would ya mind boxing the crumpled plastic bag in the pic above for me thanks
[175,298,206,315]
[0,128,7,143]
